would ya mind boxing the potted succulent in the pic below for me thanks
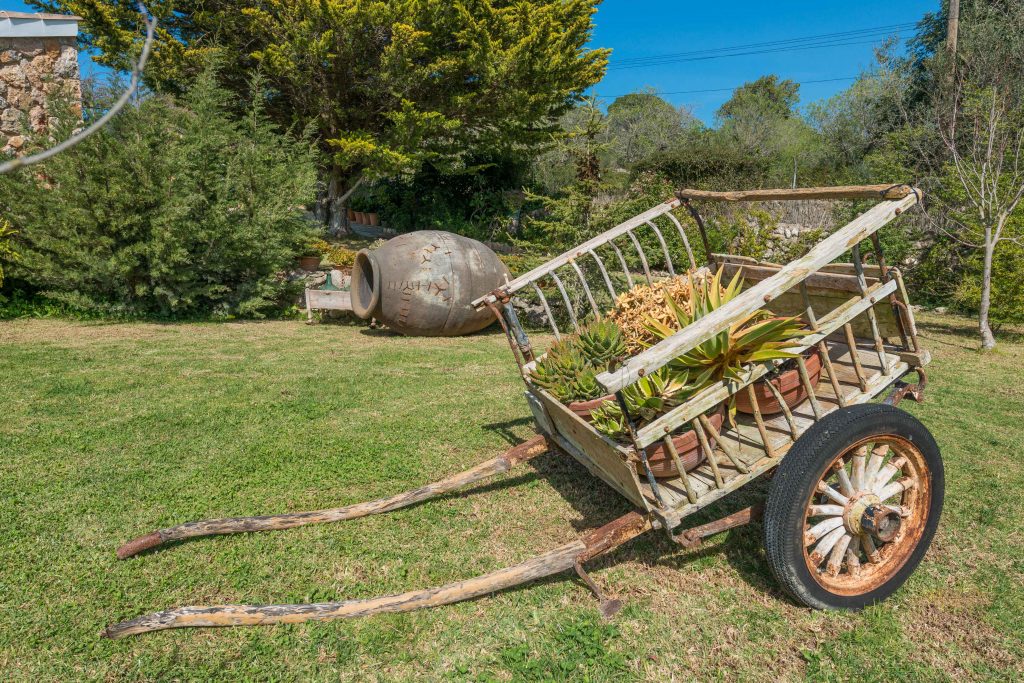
[589,368,724,478]
[645,268,813,420]
[530,318,625,421]
[733,347,822,415]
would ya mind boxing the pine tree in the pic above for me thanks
[32,0,608,232]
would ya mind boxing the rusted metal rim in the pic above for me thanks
[801,435,931,596]
[350,249,381,320]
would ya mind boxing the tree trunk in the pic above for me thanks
[326,164,349,236]
[979,233,997,350]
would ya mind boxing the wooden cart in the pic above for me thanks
[106,185,942,638]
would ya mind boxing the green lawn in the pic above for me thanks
[1,313,1021,681]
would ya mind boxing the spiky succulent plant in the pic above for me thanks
[530,317,626,404]
[576,317,627,367]
[590,367,690,438]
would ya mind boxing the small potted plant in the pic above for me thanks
[298,241,323,271]
[589,368,724,478]
[530,318,625,421]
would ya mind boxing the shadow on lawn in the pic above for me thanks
[480,428,784,604]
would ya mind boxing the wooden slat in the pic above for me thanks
[596,193,918,394]
[306,289,352,311]
[676,184,916,202]
[471,199,681,307]
[655,347,914,528]
[530,387,648,510]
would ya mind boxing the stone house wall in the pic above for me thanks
[0,35,80,154]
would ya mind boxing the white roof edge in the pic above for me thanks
[0,12,81,39]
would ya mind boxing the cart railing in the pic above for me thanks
[471,197,710,340]
[595,188,920,394]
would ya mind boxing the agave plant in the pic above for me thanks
[590,367,691,438]
[644,268,809,418]
[530,318,626,404]
[576,317,627,367]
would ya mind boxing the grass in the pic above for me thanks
[0,312,1021,681]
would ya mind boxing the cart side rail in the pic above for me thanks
[471,198,684,311]
[594,190,921,395]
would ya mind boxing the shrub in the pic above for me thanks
[0,219,17,289]
[312,240,357,270]
[0,70,319,317]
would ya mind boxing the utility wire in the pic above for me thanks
[612,23,916,65]
[609,23,916,70]
[593,75,864,99]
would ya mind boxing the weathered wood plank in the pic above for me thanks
[530,387,649,510]
[115,436,551,559]
[676,184,916,202]
[104,511,655,638]
[306,289,352,311]
[597,193,918,394]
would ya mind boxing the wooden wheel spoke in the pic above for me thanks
[845,547,862,576]
[871,456,907,493]
[808,504,844,517]
[877,476,917,502]
[860,534,882,563]
[864,443,889,486]
[810,527,848,565]
[826,533,853,577]
[834,460,855,497]
[851,445,868,491]
[816,480,849,506]
[805,516,844,545]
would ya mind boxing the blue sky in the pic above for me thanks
[589,1,938,122]
[4,0,939,123]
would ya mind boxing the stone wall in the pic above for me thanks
[0,35,80,154]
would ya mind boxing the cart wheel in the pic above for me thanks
[763,404,943,610]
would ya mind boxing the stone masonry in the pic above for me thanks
[0,12,81,154]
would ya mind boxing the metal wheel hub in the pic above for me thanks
[842,493,880,535]
[861,504,902,542]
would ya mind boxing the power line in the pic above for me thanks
[608,23,917,70]
[593,75,863,100]
[612,23,916,65]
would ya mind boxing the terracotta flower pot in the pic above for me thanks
[355,211,366,224]
[347,208,356,221]
[367,212,380,227]
[637,407,725,478]
[567,394,615,421]
[735,347,823,416]
[298,255,321,271]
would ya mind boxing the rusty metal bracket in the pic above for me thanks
[574,560,623,619]
[670,504,763,548]
[883,367,927,406]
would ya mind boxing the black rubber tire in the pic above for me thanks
[763,403,944,610]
